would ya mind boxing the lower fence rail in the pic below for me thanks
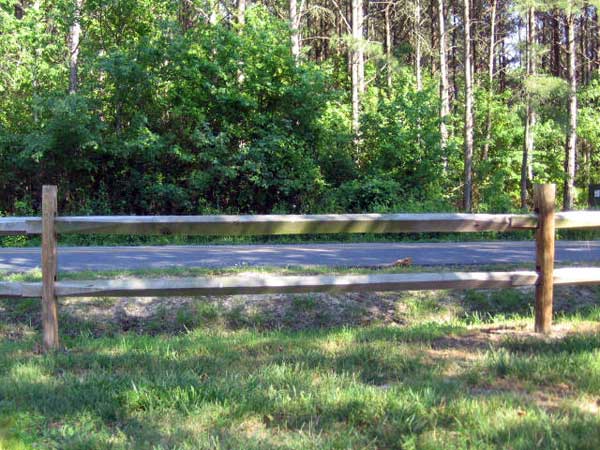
[2,267,600,298]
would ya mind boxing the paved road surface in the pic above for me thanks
[0,241,599,272]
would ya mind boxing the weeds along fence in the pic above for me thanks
[2,184,600,351]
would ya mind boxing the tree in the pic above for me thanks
[414,0,422,91]
[238,0,246,25]
[482,0,497,162]
[68,0,83,94]
[521,4,537,208]
[438,0,450,161]
[463,0,474,212]
[351,0,365,135]
[564,7,577,210]
[385,1,394,90]
[290,0,302,60]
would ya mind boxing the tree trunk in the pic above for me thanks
[463,0,474,212]
[499,14,507,91]
[521,6,536,208]
[564,12,577,211]
[68,0,83,94]
[290,0,301,60]
[237,0,246,25]
[451,9,459,105]
[236,0,247,83]
[178,0,195,31]
[593,6,600,70]
[385,2,393,90]
[582,8,591,85]
[552,11,561,77]
[14,0,24,19]
[415,0,422,91]
[482,0,496,162]
[351,0,364,135]
[430,0,437,74]
[438,0,450,159]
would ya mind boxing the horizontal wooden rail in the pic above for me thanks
[1,213,537,236]
[0,217,42,235]
[555,211,600,229]
[2,267,599,298]
[6,211,600,238]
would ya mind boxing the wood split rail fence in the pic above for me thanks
[2,184,600,351]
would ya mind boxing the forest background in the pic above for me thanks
[2,0,600,223]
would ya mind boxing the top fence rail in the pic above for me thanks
[1,211,600,236]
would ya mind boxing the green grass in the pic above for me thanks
[0,274,599,449]
[1,229,540,249]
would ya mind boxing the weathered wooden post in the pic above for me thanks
[534,183,555,334]
[42,185,59,351]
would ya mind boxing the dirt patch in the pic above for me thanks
[469,377,586,413]
[57,290,407,333]
[431,322,600,351]
[2,282,599,335]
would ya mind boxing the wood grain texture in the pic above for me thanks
[3,267,600,299]
[534,184,555,334]
[48,213,538,235]
[41,186,59,351]
[9,211,600,237]
[0,271,537,297]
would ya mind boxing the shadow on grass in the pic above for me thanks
[0,288,599,448]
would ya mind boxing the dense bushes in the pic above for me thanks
[1,2,599,217]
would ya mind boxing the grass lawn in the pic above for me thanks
[0,267,599,449]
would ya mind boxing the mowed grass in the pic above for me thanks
[0,270,599,449]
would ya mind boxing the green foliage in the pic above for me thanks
[1,0,600,218]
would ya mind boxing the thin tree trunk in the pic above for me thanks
[438,0,450,159]
[564,12,577,210]
[385,2,393,90]
[499,20,507,91]
[236,0,247,83]
[552,11,561,77]
[351,0,364,135]
[290,0,301,60]
[521,6,536,208]
[482,0,496,162]
[68,0,83,94]
[583,140,591,186]
[430,0,437,74]
[237,0,246,25]
[471,0,478,73]
[415,0,422,91]
[451,10,459,105]
[582,8,591,85]
[14,0,24,18]
[463,0,474,212]
[593,6,600,70]
[178,0,195,31]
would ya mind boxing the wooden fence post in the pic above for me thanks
[42,185,59,351]
[534,184,555,334]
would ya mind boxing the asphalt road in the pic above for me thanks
[0,241,599,272]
